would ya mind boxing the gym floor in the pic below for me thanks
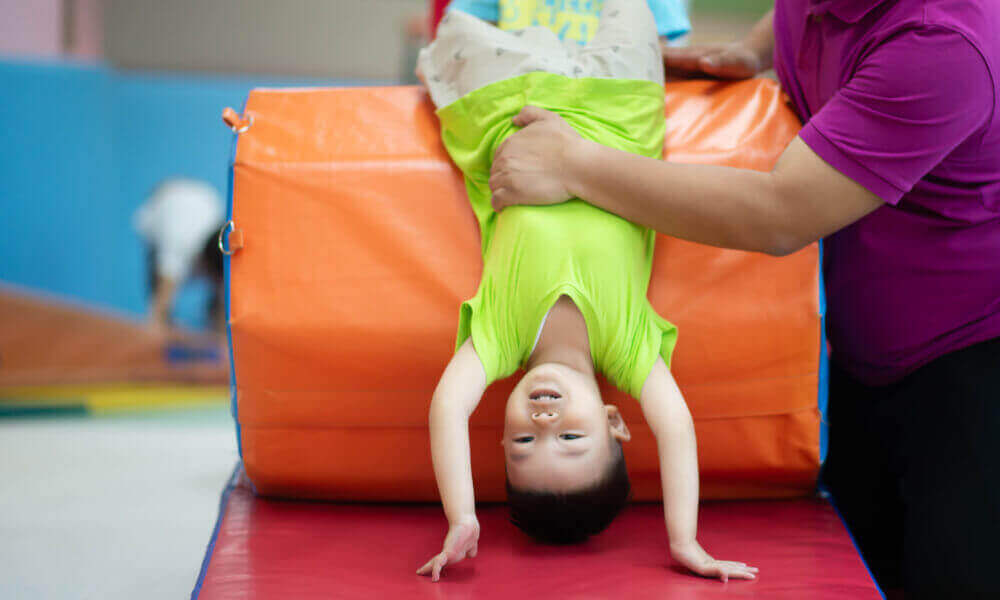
[0,405,236,600]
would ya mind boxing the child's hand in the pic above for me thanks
[416,516,480,582]
[670,540,758,582]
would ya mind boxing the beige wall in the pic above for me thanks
[0,0,63,57]
[103,0,426,80]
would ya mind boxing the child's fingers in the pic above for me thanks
[715,560,758,574]
[432,556,447,581]
[718,564,757,581]
[416,556,437,575]
[468,542,478,558]
[416,553,447,580]
[725,569,757,580]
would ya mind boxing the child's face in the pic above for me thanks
[503,363,629,492]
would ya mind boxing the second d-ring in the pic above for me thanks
[218,220,237,256]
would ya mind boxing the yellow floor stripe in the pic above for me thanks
[0,384,228,414]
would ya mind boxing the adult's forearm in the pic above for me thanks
[565,140,796,255]
[745,9,775,72]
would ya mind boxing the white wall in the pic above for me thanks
[103,0,427,80]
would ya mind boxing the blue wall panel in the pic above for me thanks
[0,62,118,312]
[0,59,362,327]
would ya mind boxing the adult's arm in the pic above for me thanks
[490,27,993,255]
[662,9,774,79]
[492,116,880,256]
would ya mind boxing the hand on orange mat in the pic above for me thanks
[670,539,759,582]
[662,44,762,80]
[416,517,480,582]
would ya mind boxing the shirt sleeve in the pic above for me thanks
[800,26,994,205]
[446,0,499,23]
[647,0,691,40]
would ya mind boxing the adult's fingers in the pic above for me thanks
[662,46,721,72]
[512,105,556,128]
[698,52,755,79]
[491,188,512,212]
[488,170,510,194]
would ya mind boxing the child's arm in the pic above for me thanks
[640,358,758,582]
[416,339,488,581]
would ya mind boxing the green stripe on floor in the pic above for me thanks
[0,384,228,418]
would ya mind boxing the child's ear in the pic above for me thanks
[605,405,631,442]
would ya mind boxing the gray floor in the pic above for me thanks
[0,406,238,600]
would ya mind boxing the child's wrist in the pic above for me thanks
[449,512,478,527]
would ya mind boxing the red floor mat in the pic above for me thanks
[192,469,881,599]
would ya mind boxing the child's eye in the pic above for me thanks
[513,436,534,443]
[560,434,583,440]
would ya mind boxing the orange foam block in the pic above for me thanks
[227,79,817,501]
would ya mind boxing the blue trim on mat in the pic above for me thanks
[224,98,243,460]
[828,496,886,599]
[818,240,829,462]
[190,463,242,600]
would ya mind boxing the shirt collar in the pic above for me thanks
[811,0,892,24]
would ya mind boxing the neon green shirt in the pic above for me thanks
[437,72,677,398]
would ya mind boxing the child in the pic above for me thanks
[415,1,757,583]
[134,178,225,332]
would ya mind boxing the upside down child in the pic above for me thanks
[415,0,757,583]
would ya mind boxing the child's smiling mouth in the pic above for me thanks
[529,389,562,401]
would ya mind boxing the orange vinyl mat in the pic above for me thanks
[226,79,820,502]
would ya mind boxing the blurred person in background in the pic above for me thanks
[133,178,225,333]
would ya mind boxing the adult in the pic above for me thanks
[133,178,225,332]
[488,1,1000,598]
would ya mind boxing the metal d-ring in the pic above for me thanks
[231,114,253,134]
[218,220,236,255]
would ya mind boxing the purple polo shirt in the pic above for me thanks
[774,0,1000,385]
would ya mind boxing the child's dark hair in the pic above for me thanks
[506,442,630,544]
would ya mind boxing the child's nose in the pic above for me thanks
[531,411,559,424]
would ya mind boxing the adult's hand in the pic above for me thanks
[663,9,774,80]
[489,106,587,211]
[662,43,763,79]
